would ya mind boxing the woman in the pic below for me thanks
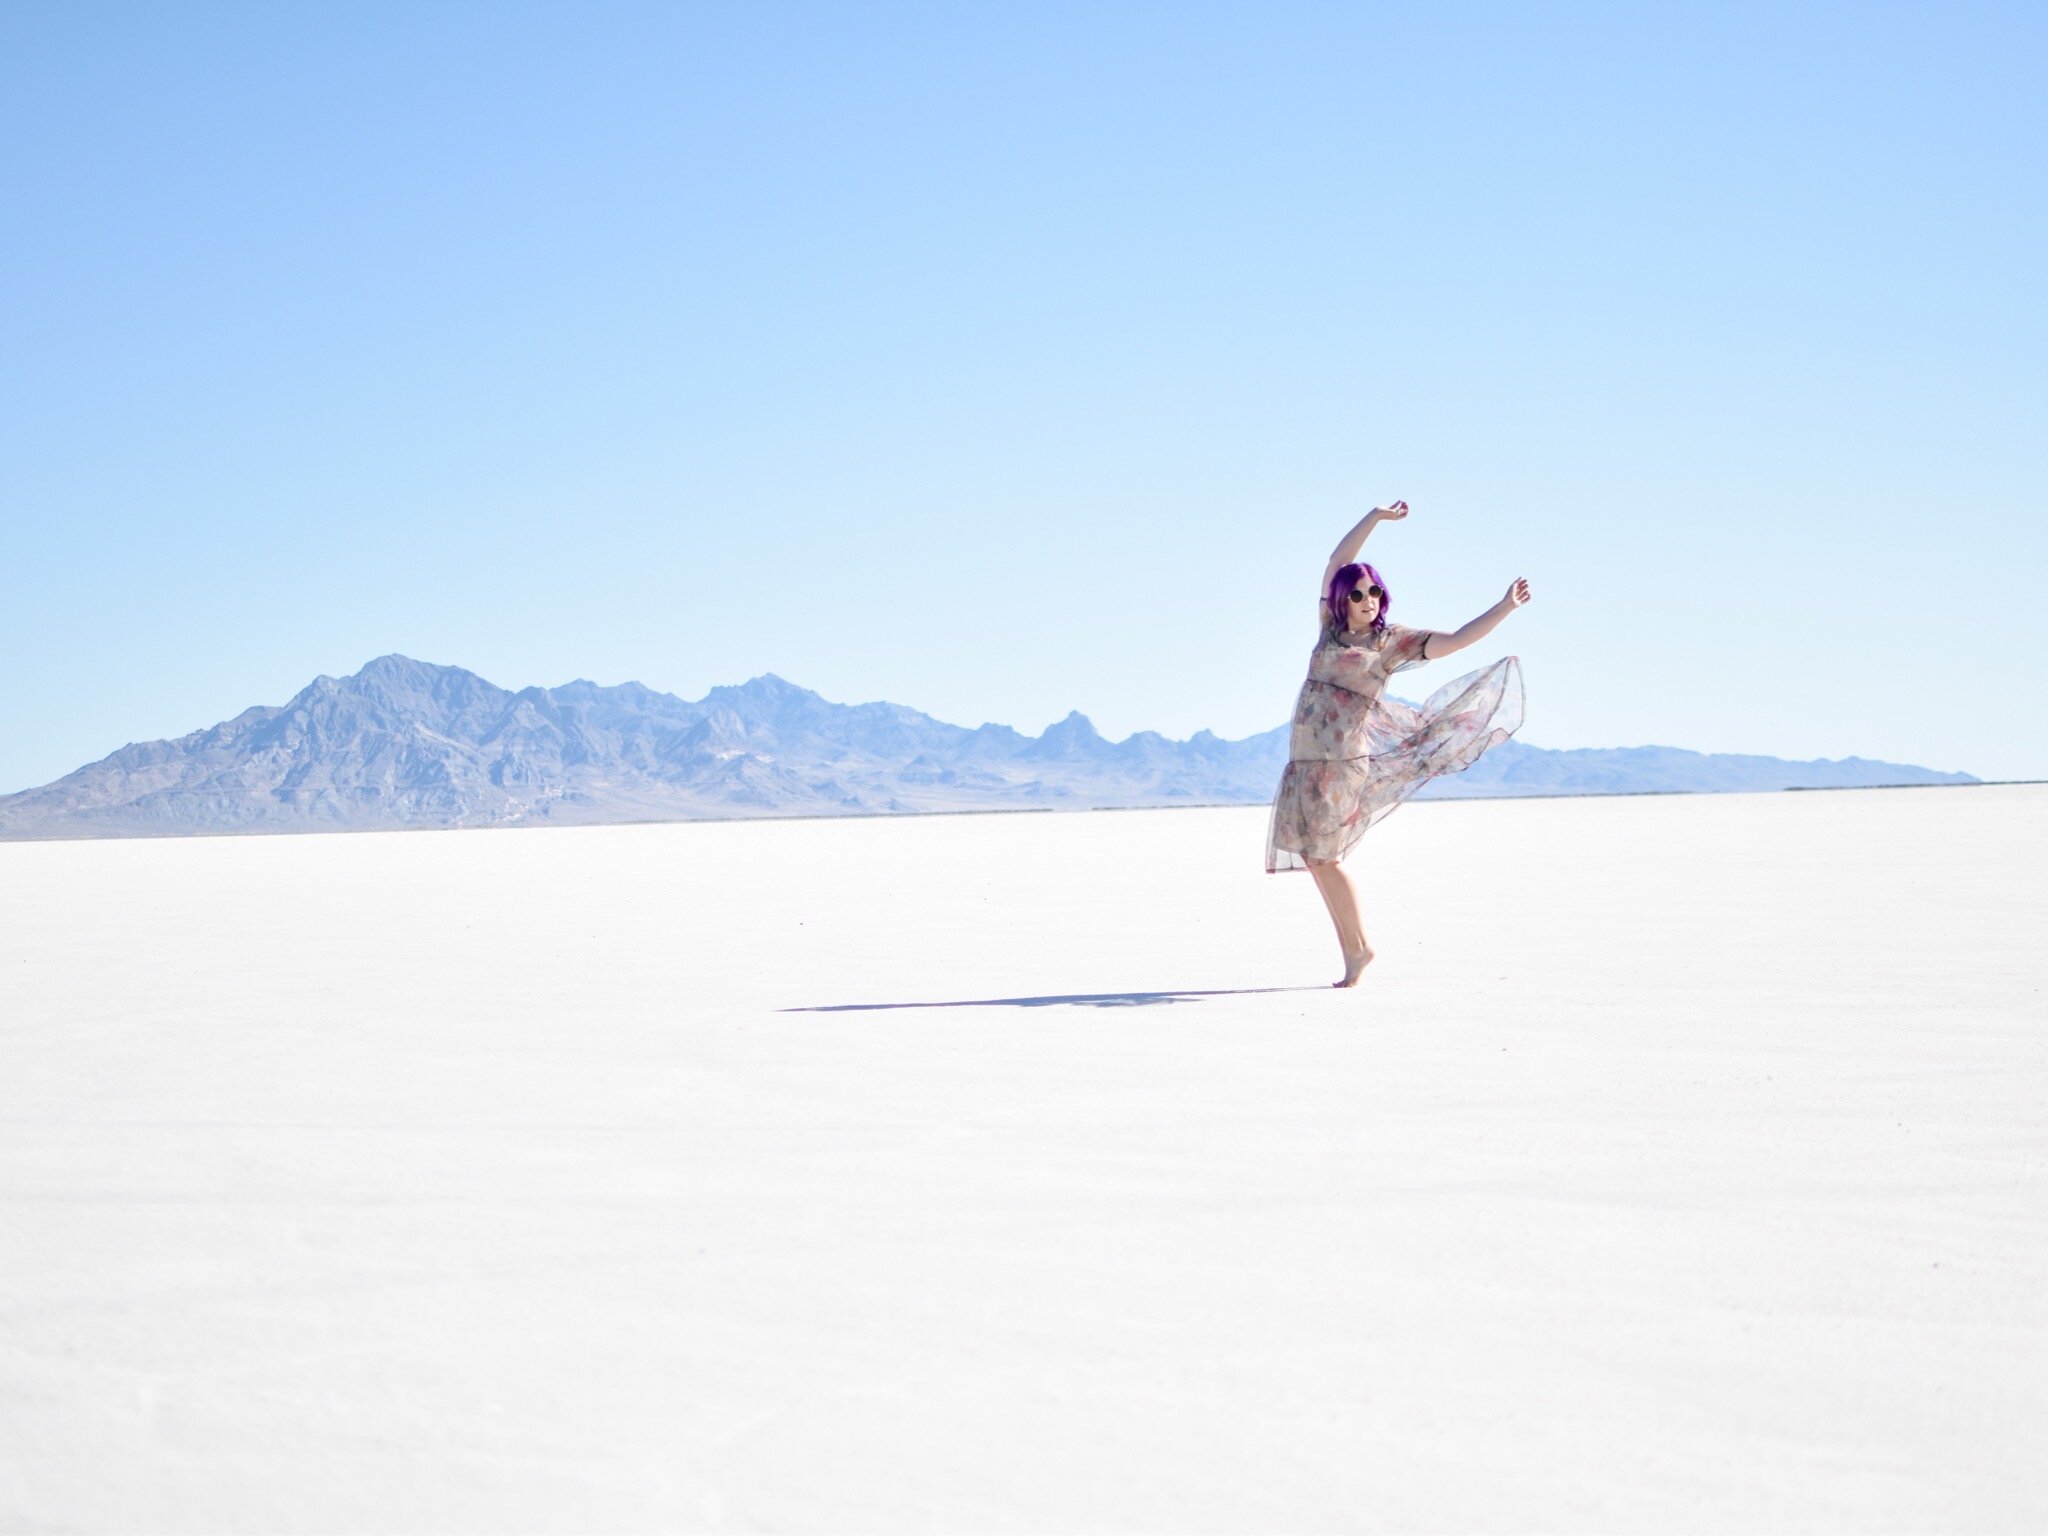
[1266,500,1529,987]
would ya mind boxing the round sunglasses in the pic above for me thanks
[1346,585,1385,604]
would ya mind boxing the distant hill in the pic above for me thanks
[1412,738,1982,799]
[0,654,1979,840]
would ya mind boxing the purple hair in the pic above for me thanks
[1325,561,1391,637]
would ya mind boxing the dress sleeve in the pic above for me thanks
[1383,623,1434,673]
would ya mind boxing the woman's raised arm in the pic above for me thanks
[1424,578,1532,660]
[1321,500,1408,586]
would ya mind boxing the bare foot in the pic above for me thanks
[1334,942,1375,988]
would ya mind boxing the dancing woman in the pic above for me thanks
[1265,500,1530,987]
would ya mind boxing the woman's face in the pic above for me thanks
[1343,580,1382,630]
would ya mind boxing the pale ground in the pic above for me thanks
[1,784,2044,1534]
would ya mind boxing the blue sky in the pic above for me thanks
[3,0,2043,793]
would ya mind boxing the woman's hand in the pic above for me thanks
[1501,577,1532,610]
[1371,500,1410,521]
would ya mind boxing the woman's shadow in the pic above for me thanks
[780,986,1321,1013]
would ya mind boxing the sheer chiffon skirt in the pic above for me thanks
[1265,656,1524,873]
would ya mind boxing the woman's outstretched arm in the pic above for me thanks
[1322,500,1408,585]
[1423,578,1532,660]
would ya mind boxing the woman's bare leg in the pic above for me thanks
[1306,857,1374,987]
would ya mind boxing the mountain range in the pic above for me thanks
[0,654,1979,840]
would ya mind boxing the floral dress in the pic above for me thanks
[1265,621,1525,873]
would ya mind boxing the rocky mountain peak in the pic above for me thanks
[0,655,1982,841]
